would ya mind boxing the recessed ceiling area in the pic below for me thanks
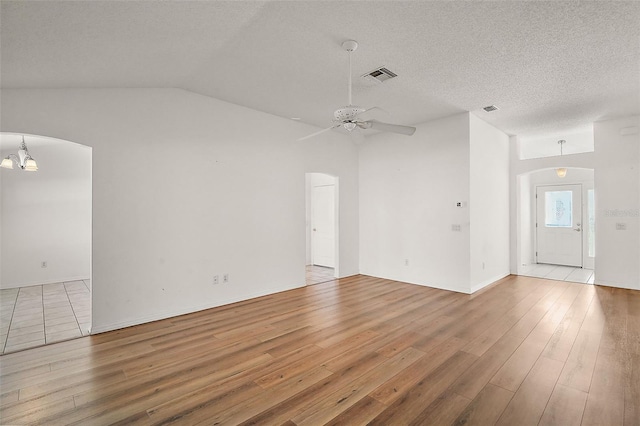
[1,1,639,140]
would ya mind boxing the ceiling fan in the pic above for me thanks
[298,40,417,141]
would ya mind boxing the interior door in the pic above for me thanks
[311,184,335,267]
[536,184,583,267]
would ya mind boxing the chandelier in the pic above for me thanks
[1,136,38,171]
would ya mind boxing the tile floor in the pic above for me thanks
[0,280,91,354]
[306,265,335,285]
[518,264,595,284]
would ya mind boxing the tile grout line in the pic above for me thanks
[41,284,48,345]
[1,290,19,355]
[63,281,84,337]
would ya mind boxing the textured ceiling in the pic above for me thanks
[2,1,639,140]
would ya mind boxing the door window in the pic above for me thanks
[544,191,572,227]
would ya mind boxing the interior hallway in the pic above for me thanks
[0,280,91,354]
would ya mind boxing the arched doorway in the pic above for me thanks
[0,133,92,353]
[516,167,595,283]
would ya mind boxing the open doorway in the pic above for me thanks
[0,133,92,353]
[305,173,338,285]
[516,168,595,284]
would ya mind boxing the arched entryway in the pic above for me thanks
[0,133,92,353]
[515,167,595,283]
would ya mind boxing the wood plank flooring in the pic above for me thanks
[0,274,638,425]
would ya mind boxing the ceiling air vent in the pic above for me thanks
[362,67,397,84]
[483,105,499,112]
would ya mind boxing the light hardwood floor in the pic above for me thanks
[0,274,638,425]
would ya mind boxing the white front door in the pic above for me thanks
[536,184,583,267]
[311,184,335,267]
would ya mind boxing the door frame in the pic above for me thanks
[305,173,339,280]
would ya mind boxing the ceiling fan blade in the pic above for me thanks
[356,106,388,118]
[297,124,341,141]
[360,120,416,136]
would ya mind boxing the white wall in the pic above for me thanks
[360,113,509,294]
[0,157,2,282]
[518,126,594,160]
[360,113,471,293]
[1,136,92,288]
[0,88,359,333]
[594,116,639,290]
[469,114,510,292]
[516,172,533,268]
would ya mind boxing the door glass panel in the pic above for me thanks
[545,191,572,227]
[588,189,595,257]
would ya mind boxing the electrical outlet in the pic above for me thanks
[41,261,47,268]
[404,259,409,266]
[213,275,219,285]
[451,224,461,232]
[223,274,229,283]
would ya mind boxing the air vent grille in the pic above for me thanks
[362,67,397,83]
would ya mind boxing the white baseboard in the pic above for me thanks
[358,270,470,294]
[0,276,90,290]
[592,279,639,291]
[470,272,510,294]
[90,283,304,335]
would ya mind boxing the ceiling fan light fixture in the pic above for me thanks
[343,122,357,131]
[297,39,416,141]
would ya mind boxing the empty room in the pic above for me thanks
[0,1,639,425]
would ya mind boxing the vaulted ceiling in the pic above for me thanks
[2,1,639,140]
